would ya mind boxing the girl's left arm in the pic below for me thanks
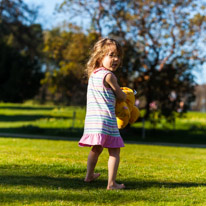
[105,73,126,101]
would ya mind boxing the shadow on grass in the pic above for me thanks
[0,179,147,204]
[124,179,206,189]
[0,114,70,122]
[0,126,83,139]
[0,175,103,189]
[1,175,206,190]
[1,167,206,204]
[121,127,206,145]
[0,106,55,110]
[0,124,206,145]
[1,125,206,146]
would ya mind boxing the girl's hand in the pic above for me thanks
[104,73,126,101]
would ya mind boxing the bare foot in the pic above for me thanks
[84,173,100,183]
[107,183,125,190]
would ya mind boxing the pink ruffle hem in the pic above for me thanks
[79,134,125,148]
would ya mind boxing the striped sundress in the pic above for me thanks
[79,67,125,148]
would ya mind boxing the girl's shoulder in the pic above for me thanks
[93,67,113,76]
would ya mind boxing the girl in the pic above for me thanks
[79,38,126,190]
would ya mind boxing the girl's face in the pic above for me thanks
[101,45,121,71]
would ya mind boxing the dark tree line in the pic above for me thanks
[0,0,44,102]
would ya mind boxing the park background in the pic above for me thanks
[1,0,206,205]
[1,0,206,143]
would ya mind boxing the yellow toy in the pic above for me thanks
[115,87,140,129]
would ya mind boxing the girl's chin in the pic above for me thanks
[104,66,117,71]
[109,66,118,71]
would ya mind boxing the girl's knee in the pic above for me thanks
[108,148,120,157]
[92,145,103,154]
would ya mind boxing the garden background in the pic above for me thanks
[1,0,206,205]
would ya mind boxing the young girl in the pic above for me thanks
[79,38,126,190]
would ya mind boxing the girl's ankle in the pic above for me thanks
[107,183,125,190]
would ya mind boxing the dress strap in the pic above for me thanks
[93,67,109,74]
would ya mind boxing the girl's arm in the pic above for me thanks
[104,73,126,101]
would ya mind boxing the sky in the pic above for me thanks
[24,0,66,30]
[24,0,206,85]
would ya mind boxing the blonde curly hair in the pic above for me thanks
[86,38,123,78]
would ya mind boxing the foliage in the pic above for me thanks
[58,0,206,119]
[42,26,99,104]
[135,62,196,119]
[0,0,44,102]
[0,42,43,102]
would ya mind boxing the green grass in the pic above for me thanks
[1,137,206,205]
[137,111,206,131]
[129,111,206,144]
[0,103,85,138]
[0,102,206,143]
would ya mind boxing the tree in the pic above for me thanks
[0,0,44,102]
[58,0,206,118]
[0,42,43,102]
[42,25,99,104]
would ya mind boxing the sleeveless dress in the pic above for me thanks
[79,67,125,148]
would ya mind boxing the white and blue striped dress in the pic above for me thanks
[79,67,125,148]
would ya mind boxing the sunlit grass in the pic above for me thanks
[1,138,206,205]
[133,111,206,131]
[0,103,206,204]
[0,102,205,142]
[0,103,86,137]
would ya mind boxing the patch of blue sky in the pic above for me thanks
[23,0,206,84]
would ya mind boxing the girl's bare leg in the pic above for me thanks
[84,145,103,182]
[107,148,125,190]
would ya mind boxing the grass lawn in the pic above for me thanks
[1,137,206,205]
[0,102,206,144]
[0,103,85,138]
